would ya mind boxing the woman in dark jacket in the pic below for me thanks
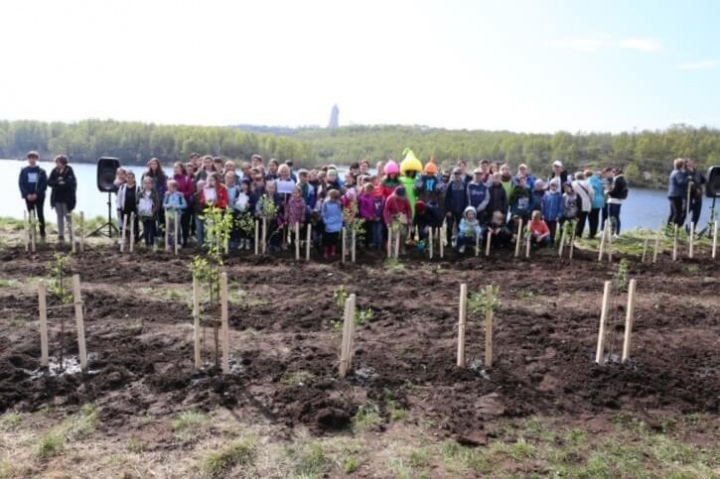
[47,155,77,242]
[667,158,689,227]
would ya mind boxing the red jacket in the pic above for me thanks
[200,184,229,209]
[174,174,194,201]
[530,219,550,236]
[383,193,412,226]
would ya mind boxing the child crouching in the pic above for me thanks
[456,206,482,254]
[529,210,551,248]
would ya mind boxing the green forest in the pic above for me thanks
[2,119,720,188]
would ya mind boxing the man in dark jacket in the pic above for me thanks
[686,158,706,229]
[444,168,468,245]
[487,172,508,218]
[18,151,48,239]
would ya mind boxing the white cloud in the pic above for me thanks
[678,60,718,70]
[552,34,662,53]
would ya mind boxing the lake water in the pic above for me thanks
[0,159,716,230]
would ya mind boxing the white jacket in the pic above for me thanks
[572,180,594,213]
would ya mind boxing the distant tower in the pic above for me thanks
[328,104,339,129]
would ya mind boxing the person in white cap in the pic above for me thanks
[549,161,568,186]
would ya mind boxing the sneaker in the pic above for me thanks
[458,245,466,254]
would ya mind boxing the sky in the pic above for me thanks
[2,0,720,133]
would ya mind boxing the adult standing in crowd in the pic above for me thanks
[685,158,706,230]
[571,172,594,238]
[606,167,628,236]
[47,155,77,242]
[667,158,689,228]
[515,164,536,190]
[143,158,168,237]
[18,151,48,240]
[549,161,568,186]
[587,169,605,239]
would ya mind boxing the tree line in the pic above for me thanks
[2,119,720,188]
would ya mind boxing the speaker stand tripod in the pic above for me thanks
[89,192,119,238]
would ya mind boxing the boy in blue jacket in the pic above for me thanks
[541,180,564,244]
[444,168,468,245]
[18,151,48,239]
[164,180,187,249]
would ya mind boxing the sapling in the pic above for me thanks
[48,253,73,369]
[258,195,279,253]
[469,285,501,369]
[203,206,233,254]
[190,249,223,367]
[342,201,366,252]
[614,259,630,293]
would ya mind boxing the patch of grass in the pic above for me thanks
[510,437,536,460]
[173,410,209,431]
[408,448,432,468]
[165,288,184,301]
[383,258,405,270]
[343,457,359,474]
[201,439,256,478]
[0,412,22,431]
[389,405,409,422]
[519,289,536,300]
[295,443,327,477]
[127,437,144,453]
[352,403,382,431]
[281,370,315,386]
[0,278,20,288]
[36,432,65,459]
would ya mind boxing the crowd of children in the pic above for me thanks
[18,149,638,257]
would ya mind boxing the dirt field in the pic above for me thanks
[1,238,720,478]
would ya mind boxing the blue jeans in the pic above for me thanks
[195,216,205,246]
[608,204,622,234]
[371,221,383,249]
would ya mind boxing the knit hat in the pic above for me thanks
[384,160,399,175]
[395,186,406,197]
[423,162,438,175]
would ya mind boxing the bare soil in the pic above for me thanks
[1,244,719,445]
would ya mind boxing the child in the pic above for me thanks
[485,210,513,249]
[256,180,283,253]
[193,180,206,246]
[321,189,343,259]
[225,172,241,249]
[114,167,128,230]
[541,180,564,244]
[509,175,533,222]
[358,183,377,248]
[163,179,187,249]
[285,185,307,250]
[457,206,482,254]
[383,186,412,253]
[138,177,160,247]
[233,178,256,250]
[562,182,579,229]
[18,151,48,240]
[529,210,551,247]
[118,171,141,243]
[173,162,194,247]
[201,173,229,210]
[531,180,545,213]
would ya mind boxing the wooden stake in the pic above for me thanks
[295,223,300,260]
[394,227,400,259]
[341,227,347,263]
[595,280,612,364]
[30,210,36,253]
[38,280,49,367]
[440,223,445,258]
[713,221,718,260]
[339,293,356,378]
[24,210,29,252]
[689,222,695,259]
[72,274,87,371]
[121,214,128,252]
[262,218,267,254]
[598,221,607,262]
[672,224,678,261]
[653,226,661,263]
[607,224,613,263]
[220,272,229,374]
[70,212,77,254]
[192,276,201,370]
[79,212,85,253]
[165,214,170,252]
[525,227,532,258]
[306,223,312,261]
[485,231,492,256]
[175,213,180,255]
[515,219,523,258]
[129,213,135,253]
[641,237,649,263]
[621,279,637,363]
[475,231,480,257]
[429,227,434,259]
[485,309,493,369]
[387,227,392,258]
[351,228,356,263]
[457,283,468,367]
[558,225,567,258]
[569,227,576,260]
[254,220,259,255]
